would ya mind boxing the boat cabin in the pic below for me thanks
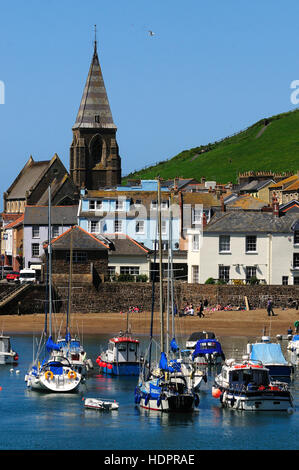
[0,336,12,354]
[108,336,140,364]
[222,363,270,390]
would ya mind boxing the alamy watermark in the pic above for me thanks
[0,81,4,104]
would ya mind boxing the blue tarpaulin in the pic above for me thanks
[250,343,288,365]
[192,339,224,360]
[159,352,176,372]
[292,335,299,341]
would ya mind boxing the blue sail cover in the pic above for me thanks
[46,336,61,353]
[170,338,179,353]
[159,352,177,372]
[250,343,288,365]
[192,339,223,360]
[292,335,299,341]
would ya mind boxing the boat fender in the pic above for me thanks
[157,395,162,407]
[145,394,150,405]
[68,370,77,380]
[45,370,54,380]
[203,374,207,383]
[13,354,19,362]
[194,393,200,407]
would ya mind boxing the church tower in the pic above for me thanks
[70,33,121,189]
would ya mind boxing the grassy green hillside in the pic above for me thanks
[123,109,299,184]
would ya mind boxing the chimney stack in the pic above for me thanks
[272,192,279,217]
[220,195,226,212]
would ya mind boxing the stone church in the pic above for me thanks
[70,38,122,190]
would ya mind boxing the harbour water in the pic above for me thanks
[0,333,298,451]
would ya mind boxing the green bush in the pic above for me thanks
[205,277,215,284]
[136,274,148,282]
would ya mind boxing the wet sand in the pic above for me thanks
[0,307,298,338]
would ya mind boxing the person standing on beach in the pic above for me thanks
[267,299,275,316]
[197,301,205,318]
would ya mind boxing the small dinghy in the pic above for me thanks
[84,397,119,411]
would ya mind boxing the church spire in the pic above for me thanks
[72,27,116,131]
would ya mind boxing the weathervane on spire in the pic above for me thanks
[94,24,97,54]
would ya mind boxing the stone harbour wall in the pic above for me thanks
[1,282,299,315]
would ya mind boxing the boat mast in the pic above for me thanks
[48,185,52,338]
[169,191,175,340]
[158,178,164,353]
[66,227,73,340]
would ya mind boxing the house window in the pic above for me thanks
[294,231,299,244]
[192,265,199,283]
[158,220,167,235]
[161,200,169,210]
[96,200,103,210]
[246,266,257,282]
[66,251,88,263]
[151,200,158,209]
[108,266,116,276]
[115,200,124,211]
[135,221,145,234]
[114,220,122,233]
[219,265,230,282]
[282,276,288,285]
[293,253,299,268]
[192,208,202,225]
[192,234,200,251]
[246,235,257,252]
[31,243,39,257]
[219,235,230,252]
[89,220,99,233]
[32,226,39,238]
[89,200,96,210]
[95,115,100,123]
[52,225,59,238]
[135,199,142,206]
[294,277,299,285]
[120,266,140,275]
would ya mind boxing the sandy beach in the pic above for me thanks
[0,307,298,338]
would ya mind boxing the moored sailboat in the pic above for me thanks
[134,180,196,412]
[25,186,82,393]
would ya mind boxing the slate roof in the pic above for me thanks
[98,234,151,255]
[226,194,267,210]
[73,42,116,130]
[24,205,78,225]
[204,211,299,233]
[49,226,110,250]
[239,179,274,192]
[6,158,50,199]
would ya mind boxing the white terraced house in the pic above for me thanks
[188,209,299,285]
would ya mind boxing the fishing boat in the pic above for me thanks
[247,336,293,378]
[134,180,196,412]
[84,397,119,411]
[25,186,82,393]
[212,358,294,412]
[96,331,141,376]
[0,335,19,365]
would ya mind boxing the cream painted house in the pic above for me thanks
[188,210,299,285]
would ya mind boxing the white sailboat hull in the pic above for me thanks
[25,369,81,393]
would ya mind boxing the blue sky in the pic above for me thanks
[0,0,299,205]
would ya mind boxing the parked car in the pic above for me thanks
[6,271,20,282]
[0,266,14,280]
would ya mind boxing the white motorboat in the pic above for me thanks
[84,397,119,411]
[0,335,19,365]
[212,358,294,412]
